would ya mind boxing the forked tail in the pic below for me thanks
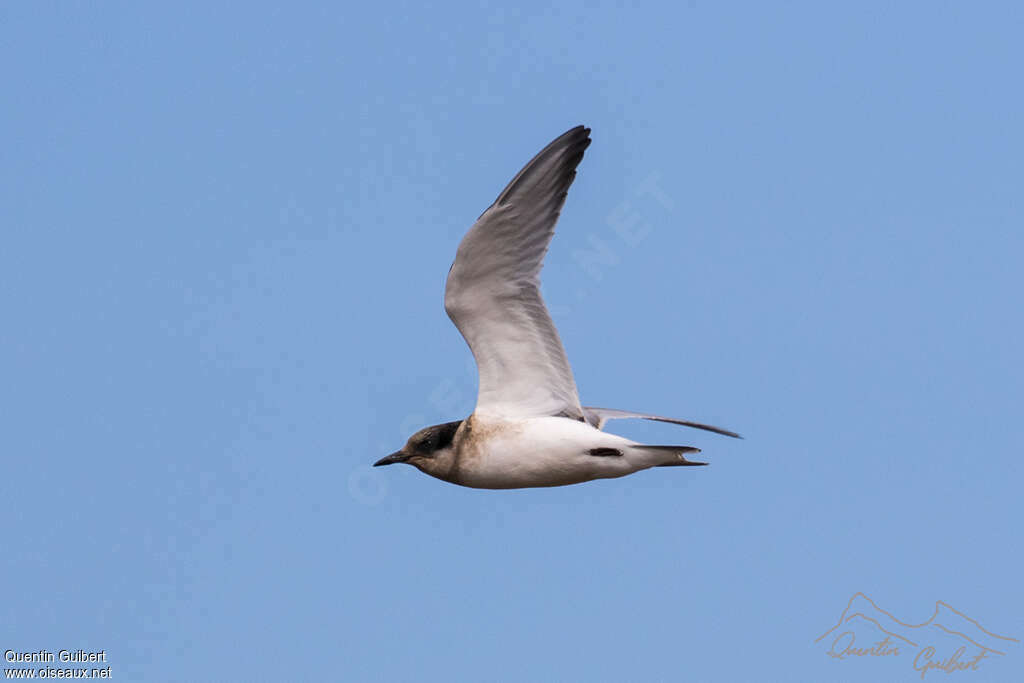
[630,444,708,467]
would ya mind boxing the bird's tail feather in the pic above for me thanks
[630,444,708,467]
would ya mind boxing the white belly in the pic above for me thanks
[453,415,657,489]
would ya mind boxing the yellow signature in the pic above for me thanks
[913,646,991,679]
[816,592,1017,678]
[827,632,902,658]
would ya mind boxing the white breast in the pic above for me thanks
[454,415,648,489]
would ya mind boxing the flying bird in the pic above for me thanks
[375,126,739,488]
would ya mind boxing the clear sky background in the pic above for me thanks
[2,3,1022,681]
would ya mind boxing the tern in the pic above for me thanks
[375,125,739,488]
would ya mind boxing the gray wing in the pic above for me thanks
[444,126,592,420]
[582,407,742,438]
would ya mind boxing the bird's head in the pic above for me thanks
[374,420,463,476]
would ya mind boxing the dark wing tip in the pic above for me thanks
[494,125,592,207]
[643,417,742,440]
[565,124,591,138]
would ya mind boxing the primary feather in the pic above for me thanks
[444,126,592,420]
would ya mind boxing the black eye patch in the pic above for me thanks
[415,421,463,453]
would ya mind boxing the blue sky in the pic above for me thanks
[2,2,1022,681]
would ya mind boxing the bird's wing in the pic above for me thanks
[582,407,742,438]
[444,126,591,420]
